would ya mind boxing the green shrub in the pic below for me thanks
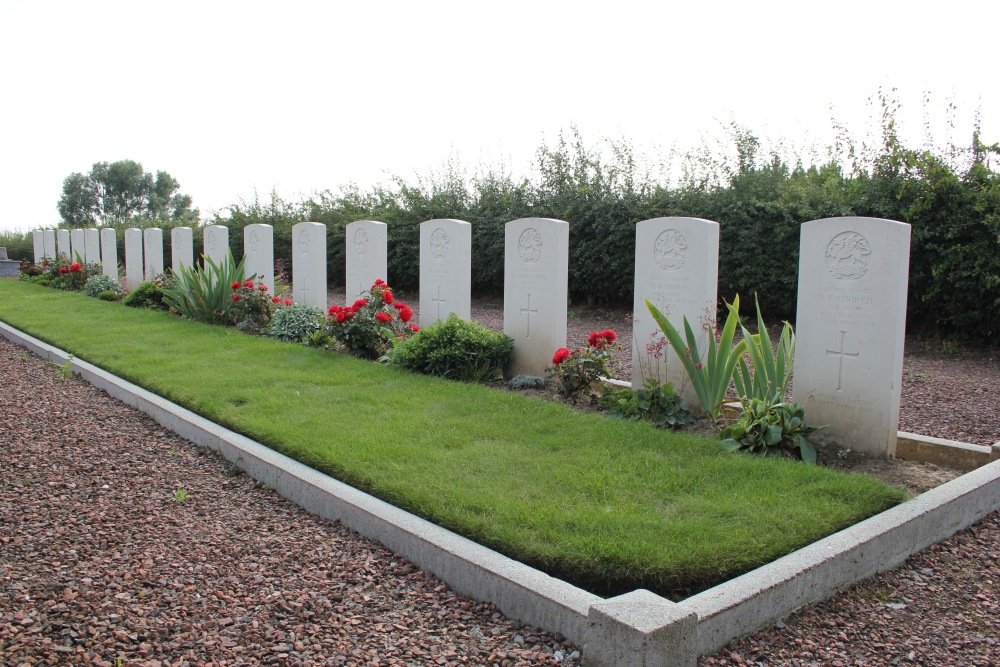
[389,313,513,382]
[719,397,823,464]
[84,274,122,298]
[266,303,324,343]
[600,379,694,429]
[123,280,170,310]
[97,290,121,302]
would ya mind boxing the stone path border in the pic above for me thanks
[2,320,998,667]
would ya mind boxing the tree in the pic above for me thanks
[57,160,198,227]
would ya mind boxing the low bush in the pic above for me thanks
[123,280,170,310]
[266,302,323,343]
[389,313,513,382]
[600,379,694,429]
[97,290,120,302]
[84,274,122,298]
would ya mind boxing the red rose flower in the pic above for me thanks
[69,263,82,273]
[394,301,405,310]
[231,282,241,290]
[382,291,394,304]
[353,299,367,309]
[373,278,385,287]
[587,331,600,347]
[409,324,419,333]
[272,296,282,303]
[258,284,268,291]
[602,329,617,343]
[59,267,68,274]
[231,294,241,302]
[243,279,254,288]
[552,348,571,366]
[284,299,292,306]
[42,261,49,267]
[398,306,412,323]
[376,312,392,323]
[336,311,346,323]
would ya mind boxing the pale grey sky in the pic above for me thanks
[1,0,995,233]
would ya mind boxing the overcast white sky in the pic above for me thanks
[0,0,995,234]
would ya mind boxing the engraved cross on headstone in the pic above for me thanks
[433,285,446,321]
[826,330,859,391]
[520,293,538,338]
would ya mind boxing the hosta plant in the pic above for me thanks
[719,397,823,464]
[599,378,693,429]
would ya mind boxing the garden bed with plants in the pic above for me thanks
[0,273,909,599]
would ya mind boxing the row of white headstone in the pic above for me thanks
[33,215,909,458]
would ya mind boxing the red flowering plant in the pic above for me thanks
[546,329,620,402]
[228,278,282,334]
[325,279,418,359]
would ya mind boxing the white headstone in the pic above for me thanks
[85,228,101,266]
[419,219,472,327]
[100,228,118,279]
[792,217,911,457]
[292,222,327,309]
[244,223,274,293]
[632,217,720,410]
[32,230,45,264]
[143,228,164,280]
[203,225,230,267]
[124,228,144,290]
[345,220,387,300]
[503,218,569,377]
[42,229,56,261]
[57,229,70,259]
[171,227,194,275]
[70,229,85,264]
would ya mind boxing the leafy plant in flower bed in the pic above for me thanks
[123,278,171,310]
[646,295,743,422]
[719,397,823,463]
[548,329,619,402]
[228,279,281,334]
[84,274,122,298]
[388,313,513,382]
[733,294,795,406]
[266,302,322,343]
[161,252,247,324]
[325,279,418,360]
[600,378,693,429]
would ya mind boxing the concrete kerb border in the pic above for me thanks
[3,320,999,667]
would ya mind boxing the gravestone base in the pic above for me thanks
[0,260,20,278]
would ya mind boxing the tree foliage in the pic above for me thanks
[57,160,197,227]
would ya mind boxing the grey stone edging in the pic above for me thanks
[3,319,999,667]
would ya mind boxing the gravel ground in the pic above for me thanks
[2,292,998,666]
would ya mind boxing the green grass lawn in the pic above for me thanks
[0,280,908,598]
